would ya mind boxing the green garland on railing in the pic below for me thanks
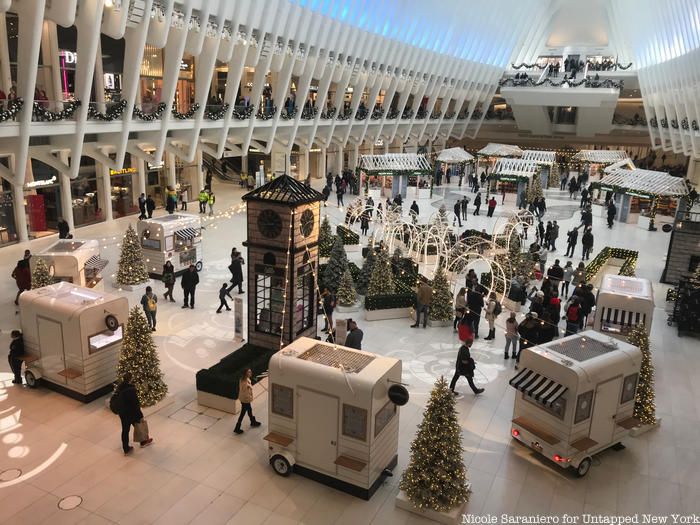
[584,246,638,283]
[133,102,166,121]
[232,105,254,119]
[87,99,127,121]
[204,103,230,120]
[0,98,23,122]
[172,102,200,120]
[34,99,82,121]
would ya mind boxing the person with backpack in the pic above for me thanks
[162,261,175,302]
[565,298,582,335]
[484,292,501,340]
[504,312,519,359]
[448,339,484,396]
[113,373,153,454]
[217,283,233,313]
[234,368,262,434]
[140,286,158,331]
[8,330,24,384]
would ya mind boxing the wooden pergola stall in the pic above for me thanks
[358,154,433,201]
[488,158,541,200]
[521,150,556,189]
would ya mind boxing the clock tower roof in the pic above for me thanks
[242,174,324,206]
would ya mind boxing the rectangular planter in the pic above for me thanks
[365,307,411,321]
[395,489,469,525]
[428,318,451,327]
[196,390,239,414]
[336,303,361,314]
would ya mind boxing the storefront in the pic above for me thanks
[109,167,138,218]
[140,46,195,113]
[0,179,17,246]
[71,157,104,227]
[26,160,61,237]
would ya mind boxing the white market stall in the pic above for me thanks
[489,158,540,202]
[18,282,129,402]
[136,213,203,277]
[594,167,688,229]
[359,153,432,201]
[35,239,109,290]
[477,143,524,192]
[263,336,408,499]
[436,147,475,192]
[510,330,642,477]
[593,274,654,340]
[573,149,630,187]
[521,150,557,189]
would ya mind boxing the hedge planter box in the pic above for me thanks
[365,307,411,321]
[197,391,239,414]
[395,489,469,525]
[112,280,150,292]
[428,318,451,327]
[337,302,361,314]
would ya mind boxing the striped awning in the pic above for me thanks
[600,307,646,330]
[175,227,199,240]
[84,255,108,272]
[509,368,567,407]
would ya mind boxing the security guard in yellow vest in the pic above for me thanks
[207,191,215,216]
[198,189,208,214]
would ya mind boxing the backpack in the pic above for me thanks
[146,296,157,312]
[566,305,580,322]
[109,391,123,414]
[457,321,473,343]
[493,301,502,316]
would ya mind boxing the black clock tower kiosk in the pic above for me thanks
[242,175,324,350]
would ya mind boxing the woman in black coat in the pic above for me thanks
[115,374,151,454]
[448,343,484,395]
[229,249,245,294]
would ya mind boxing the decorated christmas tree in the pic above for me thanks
[116,225,149,285]
[548,163,561,189]
[526,172,543,204]
[319,216,333,257]
[337,268,357,306]
[323,235,349,291]
[115,306,168,407]
[399,376,470,512]
[31,258,53,289]
[434,205,449,226]
[356,246,376,295]
[429,266,453,322]
[367,247,395,296]
[627,325,656,426]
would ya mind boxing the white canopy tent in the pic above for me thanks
[436,147,474,163]
[359,153,432,172]
[491,158,540,181]
[521,150,556,165]
[574,150,629,165]
[478,143,523,157]
[599,168,688,197]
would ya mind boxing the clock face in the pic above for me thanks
[300,209,314,237]
[257,209,283,239]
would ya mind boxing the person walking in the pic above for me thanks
[336,184,344,206]
[162,261,175,302]
[580,186,589,208]
[484,292,500,340]
[487,196,497,217]
[216,283,233,313]
[549,220,559,251]
[411,281,433,328]
[360,212,370,235]
[449,340,484,395]
[565,298,582,335]
[12,259,31,305]
[453,201,462,227]
[146,195,156,219]
[344,320,363,350]
[607,200,617,228]
[115,373,153,454]
[138,193,147,220]
[180,188,188,210]
[581,227,594,260]
[504,312,519,359]
[568,177,577,199]
[233,368,261,434]
[228,248,245,293]
[466,285,484,338]
[8,330,24,384]
[207,191,216,216]
[461,196,469,220]
[181,264,199,309]
[561,261,574,298]
[454,287,466,332]
[140,286,158,331]
[565,227,578,257]
[472,192,482,215]
[321,287,335,332]
[198,189,208,213]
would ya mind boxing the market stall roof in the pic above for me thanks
[243,174,324,205]
[491,158,540,180]
[521,150,556,165]
[597,168,688,197]
[604,158,636,173]
[359,153,432,172]
[477,143,523,157]
[573,149,629,164]
[436,147,474,163]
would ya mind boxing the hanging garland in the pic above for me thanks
[0,98,23,122]
[33,99,82,121]
[87,99,127,121]
[204,103,230,120]
[172,102,200,120]
[386,107,399,120]
[301,106,318,120]
[336,109,351,120]
[401,108,414,119]
[232,105,254,119]
[256,105,277,120]
[320,107,336,119]
[511,63,547,70]
[415,108,428,119]
[499,77,624,89]
[429,111,442,120]
[280,107,297,120]
[371,108,384,120]
[444,111,455,119]
[354,109,368,120]
[133,102,166,121]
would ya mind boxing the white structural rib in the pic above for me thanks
[599,168,689,197]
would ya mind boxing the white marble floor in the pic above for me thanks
[0,176,698,524]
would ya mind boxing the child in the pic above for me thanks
[216,283,233,313]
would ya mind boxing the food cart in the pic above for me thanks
[136,214,203,277]
[593,274,654,340]
[510,330,642,477]
[18,282,129,402]
[35,238,109,289]
[263,336,409,499]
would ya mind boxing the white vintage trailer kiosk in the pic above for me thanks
[35,239,109,289]
[136,214,202,277]
[593,274,654,339]
[264,336,408,499]
[18,282,129,402]
[510,330,642,477]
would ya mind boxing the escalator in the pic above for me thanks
[202,152,241,184]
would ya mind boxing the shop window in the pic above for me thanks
[620,374,638,404]
[271,383,294,418]
[295,265,314,334]
[374,401,396,437]
[574,391,594,424]
[342,404,367,441]
[142,237,161,251]
[256,274,284,335]
[523,392,567,421]
[0,183,17,246]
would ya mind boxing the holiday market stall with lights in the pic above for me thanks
[436,147,474,193]
[136,214,203,277]
[488,158,540,200]
[521,149,557,189]
[573,149,631,192]
[35,238,109,290]
[359,154,432,202]
[592,168,688,230]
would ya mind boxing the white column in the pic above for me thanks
[58,151,74,232]
[166,151,177,188]
[335,145,343,174]
[0,14,11,94]
[302,149,309,179]
[195,147,203,190]
[320,146,327,179]
[100,162,113,222]
[11,156,28,242]
[43,21,63,107]
[241,155,249,178]
[94,38,106,111]
[136,157,147,196]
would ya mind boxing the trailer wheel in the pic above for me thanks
[24,371,38,388]
[270,455,292,477]
[575,457,592,477]
[195,261,203,272]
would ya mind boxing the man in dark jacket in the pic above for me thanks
[115,373,152,454]
[344,320,363,350]
[228,248,245,293]
[461,196,469,219]
[581,207,593,229]
[472,193,482,215]
[138,193,147,220]
[581,228,594,260]
[607,201,617,228]
[453,201,462,227]
[573,283,596,327]
[516,312,540,367]
[580,187,589,208]
[145,195,156,219]
[549,221,559,251]
[547,259,564,293]
[181,264,200,309]
[449,341,484,395]
[466,286,484,338]
[565,227,578,257]
[8,330,24,384]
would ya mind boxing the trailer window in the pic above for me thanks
[271,384,294,418]
[165,236,174,252]
[88,325,123,354]
[621,373,638,404]
[523,393,567,421]
[256,274,284,335]
[374,401,396,438]
[574,391,593,424]
[342,404,367,441]
[295,264,315,335]
[142,238,161,250]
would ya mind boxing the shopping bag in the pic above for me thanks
[133,419,149,442]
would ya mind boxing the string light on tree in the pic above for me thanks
[116,225,149,286]
[627,324,658,429]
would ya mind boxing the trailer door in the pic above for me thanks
[297,388,338,474]
[589,377,622,446]
[37,317,66,384]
